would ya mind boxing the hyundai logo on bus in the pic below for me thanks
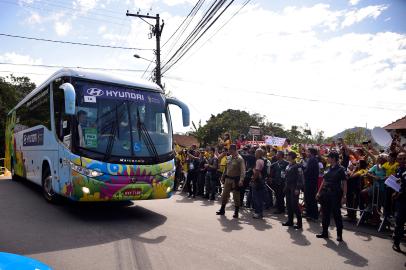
[86,88,145,101]
[86,88,104,97]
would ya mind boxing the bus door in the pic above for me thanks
[53,80,73,192]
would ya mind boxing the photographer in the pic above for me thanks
[185,145,200,198]
[204,147,219,200]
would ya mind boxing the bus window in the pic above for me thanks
[17,87,51,132]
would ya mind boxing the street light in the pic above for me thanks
[133,54,155,63]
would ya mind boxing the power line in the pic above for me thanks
[0,0,128,27]
[164,76,406,113]
[162,0,205,48]
[161,0,206,64]
[162,0,235,74]
[162,0,227,70]
[0,33,151,50]
[189,0,251,58]
[0,62,144,72]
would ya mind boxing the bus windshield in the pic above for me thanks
[72,79,172,162]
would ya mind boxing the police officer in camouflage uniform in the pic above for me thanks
[216,144,246,218]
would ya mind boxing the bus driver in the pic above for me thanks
[77,110,87,147]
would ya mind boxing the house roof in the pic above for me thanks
[384,115,406,130]
[173,134,199,148]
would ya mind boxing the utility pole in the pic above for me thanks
[126,10,164,88]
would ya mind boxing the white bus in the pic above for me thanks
[5,68,189,202]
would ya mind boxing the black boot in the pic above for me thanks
[337,230,343,242]
[282,220,294,226]
[294,218,302,230]
[233,207,239,218]
[316,231,329,238]
[216,204,226,215]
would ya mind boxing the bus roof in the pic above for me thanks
[12,68,163,112]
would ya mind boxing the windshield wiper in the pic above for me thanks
[136,108,160,162]
[104,104,120,161]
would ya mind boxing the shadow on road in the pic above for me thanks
[0,179,167,255]
[286,227,311,246]
[323,239,369,267]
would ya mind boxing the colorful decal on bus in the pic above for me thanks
[5,110,27,178]
[62,154,175,201]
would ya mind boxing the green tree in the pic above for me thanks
[189,109,260,145]
[0,75,36,157]
[343,129,369,145]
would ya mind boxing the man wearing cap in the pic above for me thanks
[216,144,246,218]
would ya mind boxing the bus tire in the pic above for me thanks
[10,159,20,181]
[42,165,59,203]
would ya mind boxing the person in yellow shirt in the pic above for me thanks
[219,133,231,151]
[382,152,399,177]
[346,159,368,220]
[217,147,228,195]
[382,152,399,221]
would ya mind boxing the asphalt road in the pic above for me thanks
[0,177,404,270]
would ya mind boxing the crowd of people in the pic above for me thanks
[174,133,406,251]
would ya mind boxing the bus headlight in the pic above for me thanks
[70,162,103,177]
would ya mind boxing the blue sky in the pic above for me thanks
[0,0,405,136]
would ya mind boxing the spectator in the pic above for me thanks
[346,159,368,221]
[360,154,387,224]
[382,152,399,220]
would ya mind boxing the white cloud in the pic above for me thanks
[159,3,406,136]
[73,0,99,13]
[349,0,361,6]
[18,0,36,5]
[54,21,71,36]
[342,4,388,28]
[26,11,42,24]
[98,25,107,34]
[0,52,47,83]
[163,0,195,6]
[131,0,157,10]
[0,52,42,65]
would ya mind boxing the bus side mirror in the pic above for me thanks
[59,83,76,115]
[167,98,190,127]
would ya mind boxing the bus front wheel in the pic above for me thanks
[42,166,59,203]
